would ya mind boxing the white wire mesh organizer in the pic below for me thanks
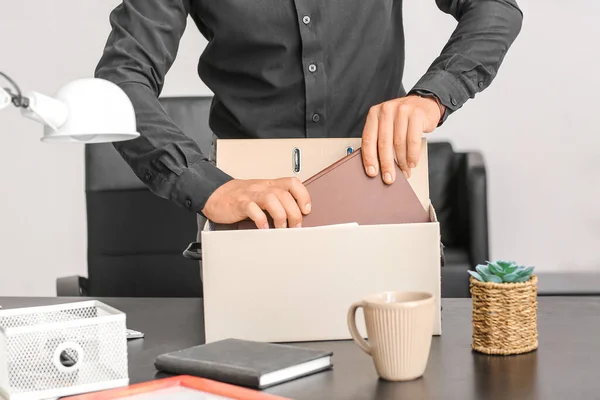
[0,301,129,400]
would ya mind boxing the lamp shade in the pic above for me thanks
[39,78,139,143]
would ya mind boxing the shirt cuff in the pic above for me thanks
[171,160,234,216]
[410,70,470,124]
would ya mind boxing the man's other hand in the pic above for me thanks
[201,178,311,229]
[361,94,444,182]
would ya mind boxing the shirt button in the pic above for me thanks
[308,63,317,73]
[478,81,484,88]
[185,199,192,208]
[451,98,458,106]
[312,113,321,123]
[144,172,152,181]
[302,15,311,24]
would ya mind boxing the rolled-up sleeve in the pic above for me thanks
[410,0,523,122]
[95,0,232,214]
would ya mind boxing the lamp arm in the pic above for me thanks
[20,91,69,131]
[1,71,68,131]
[0,71,29,109]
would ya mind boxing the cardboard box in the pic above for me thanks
[201,138,441,343]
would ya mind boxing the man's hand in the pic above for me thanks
[361,94,444,182]
[201,178,311,229]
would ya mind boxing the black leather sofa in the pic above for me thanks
[56,96,488,298]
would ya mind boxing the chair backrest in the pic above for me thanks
[426,141,462,247]
[85,96,213,297]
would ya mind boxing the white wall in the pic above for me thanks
[404,0,600,272]
[0,1,597,296]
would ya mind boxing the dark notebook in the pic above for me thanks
[235,147,430,229]
[154,338,333,389]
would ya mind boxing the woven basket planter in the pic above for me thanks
[470,274,538,355]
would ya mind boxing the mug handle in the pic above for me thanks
[347,301,371,355]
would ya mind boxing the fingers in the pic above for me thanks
[393,105,409,180]
[377,104,397,184]
[277,177,311,215]
[361,106,380,177]
[259,193,288,228]
[245,201,269,229]
[406,111,424,177]
[246,178,308,229]
[277,190,303,228]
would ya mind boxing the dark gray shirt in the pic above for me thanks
[95,0,522,214]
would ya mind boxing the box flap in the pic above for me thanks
[216,137,430,208]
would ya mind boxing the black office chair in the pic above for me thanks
[56,96,488,298]
[427,141,489,297]
[57,97,212,298]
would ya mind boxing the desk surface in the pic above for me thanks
[1,296,599,400]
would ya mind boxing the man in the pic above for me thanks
[95,0,522,230]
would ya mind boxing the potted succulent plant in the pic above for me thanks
[468,260,538,355]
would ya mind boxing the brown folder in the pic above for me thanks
[233,148,430,230]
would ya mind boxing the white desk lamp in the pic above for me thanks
[0,71,139,143]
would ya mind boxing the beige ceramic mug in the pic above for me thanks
[347,291,435,381]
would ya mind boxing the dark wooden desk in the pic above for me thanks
[1,297,599,400]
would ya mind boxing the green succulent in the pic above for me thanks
[468,260,534,284]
